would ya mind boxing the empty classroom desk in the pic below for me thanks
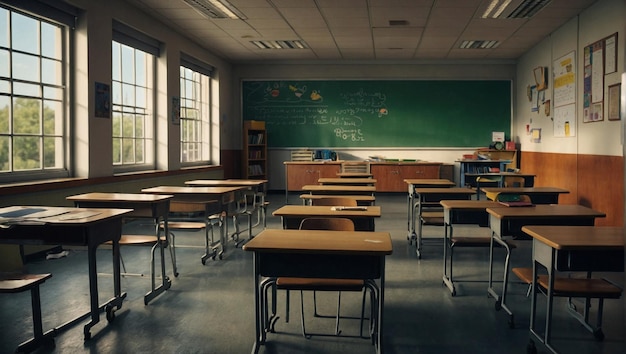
[317,177,377,186]
[66,192,175,304]
[301,184,376,196]
[141,185,246,258]
[485,205,606,327]
[481,187,570,204]
[522,225,624,354]
[299,194,376,206]
[404,179,456,246]
[409,187,475,258]
[440,200,502,296]
[242,228,392,354]
[272,205,381,231]
[0,206,132,340]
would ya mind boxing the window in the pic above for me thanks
[0,5,69,181]
[111,41,154,169]
[179,64,211,164]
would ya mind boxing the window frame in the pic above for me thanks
[179,63,212,166]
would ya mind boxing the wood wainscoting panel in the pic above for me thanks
[521,151,624,226]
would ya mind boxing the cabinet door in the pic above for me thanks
[317,164,341,178]
[286,164,321,191]
[400,165,440,179]
[371,164,401,192]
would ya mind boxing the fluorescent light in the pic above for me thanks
[251,40,308,50]
[182,0,246,20]
[492,0,513,18]
[482,0,500,18]
[207,0,242,20]
[460,40,500,49]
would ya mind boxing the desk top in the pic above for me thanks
[242,228,392,255]
[318,178,377,184]
[464,172,536,177]
[481,187,569,194]
[412,187,476,195]
[486,204,606,219]
[301,185,376,192]
[273,205,381,218]
[404,179,455,187]
[67,192,173,203]
[299,194,376,201]
[184,179,267,187]
[142,185,245,195]
[440,200,502,210]
[0,206,132,225]
[522,225,624,250]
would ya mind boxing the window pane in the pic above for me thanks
[135,139,143,163]
[43,86,63,100]
[11,12,38,54]
[43,99,62,135]
[112,137,121,164]
[43,136,61,168]
[0,135,9,171]
[135,115,144,138]
[0,8,8,48]
[13,82,39,96]
[41,58,61,85]
[135,86,145,108]
[122,83,135,106]
[12,52,39,82]
[13,136,40,170]
[0,49,8,77]
[41,22,61,59]
[112,112,121,137]
[13,97,40,134]
[122,138,134,163]
[112,81,122,105]
[112,42,120,81]
[121,45,134,83]
[135,51,146,86]
[0,95,8,133]
[0,79,8,94]
[122,114,133,137]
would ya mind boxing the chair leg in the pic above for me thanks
[299,290,311,339]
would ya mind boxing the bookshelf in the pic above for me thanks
[457,149,518,187]
[242,120,267,179]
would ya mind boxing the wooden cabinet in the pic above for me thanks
[242,120,267,179]
[371,163,441,192]
[284,162,341,191]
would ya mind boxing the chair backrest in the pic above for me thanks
[299,217,355,231]
[311,197,357,207]
[340,161,370,174]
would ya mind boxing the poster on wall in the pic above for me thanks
[553,51,576,107]
[554,104,576,137]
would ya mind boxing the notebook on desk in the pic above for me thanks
[498,200,534,207]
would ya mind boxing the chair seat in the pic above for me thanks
[451,236,516,248]
[421,211,444,225]
[0,273,52,293]
[161,221,206,230]
[277,277,365,291]
[112,234,166,245]
[512,267,623,298]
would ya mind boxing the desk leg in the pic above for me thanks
[487,232,515,327]
[252,253,262,354]
[529,242,559,354]
[376,259,385,354]
[442,222,456,296]
[415,194,423,258]
[407,190,416,244]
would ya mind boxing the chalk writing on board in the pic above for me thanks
[335,128,365,142]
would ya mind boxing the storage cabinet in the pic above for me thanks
[371,163,441,192]
[242,120,267,179]
[285,162,341,191]
[457,149,519,187]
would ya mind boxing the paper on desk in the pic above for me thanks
[56,211,101,220]
[330,206,368,211]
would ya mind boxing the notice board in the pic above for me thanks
[242,80,511,148]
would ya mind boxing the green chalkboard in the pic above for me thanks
[242,80,511,148]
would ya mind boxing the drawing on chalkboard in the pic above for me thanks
[310,90,322,101]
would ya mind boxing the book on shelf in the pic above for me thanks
[248,164,264,176]
[248,133,264,145]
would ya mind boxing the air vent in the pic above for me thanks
[389,20,409,26]
[460,40,500,49]
[251,40,308,49]
[507,0,551,18]
[182,0,246,20]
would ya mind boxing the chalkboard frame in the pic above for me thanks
[242,79,511,148]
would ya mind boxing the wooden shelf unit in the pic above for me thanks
[242,120,267,179]
[457,149,519,187]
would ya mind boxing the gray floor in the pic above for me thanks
[1,193,623,354]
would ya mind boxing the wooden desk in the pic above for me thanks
[318,177,377,186]
[465,172,536,198]
[404,179,455,248]
[409,187,475,258]
[66,192,174,304]
[299,194,376,206]
[440,200,501,295]
[485,205,606,327]
[522,226,624,354]
[336,172,373,178]
[242,228,392,354]
[301,184,376,196]
[141,186,246,258]
[185,179,267,190]
[272,205,381,231]
[0,206,132,340]
[481,187,570,204]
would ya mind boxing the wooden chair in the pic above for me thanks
[0,272,55,352]
[270,216,376,339]
[512,267,622,340]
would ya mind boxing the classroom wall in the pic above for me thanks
[232,62,516,189]
[514,0,625,226]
